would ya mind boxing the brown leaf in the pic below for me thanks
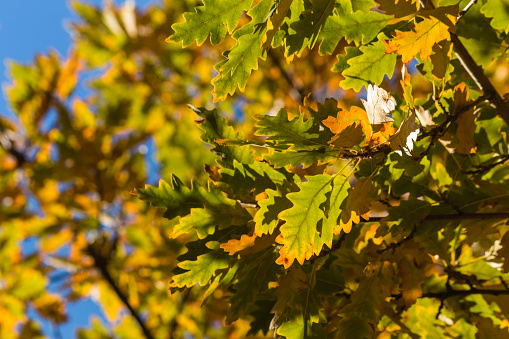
[390,109,419,156]
[339,177,372,233]
[329,122,365,149]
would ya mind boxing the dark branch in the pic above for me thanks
[369,212,509,223]
[311,231,347,263]
[377,222,418,254]
[450,33,509,124]
[463,154,509,174]
[422,287,509,299]
[87,243,155,339]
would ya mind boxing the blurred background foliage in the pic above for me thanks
[1,0,509,338]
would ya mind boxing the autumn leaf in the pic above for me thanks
[384,16,451,63]
[322,106,372,142]
[329,123,365,149]
[276,175,332,268]
[390,109,419,156]
[456,108,476,154]
[220,232,277,255]
[361,84,396,125]
[339,177,372,233]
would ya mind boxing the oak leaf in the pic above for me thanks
[390,109,419,156]
[384,17,450,63]
[361,84,396,125]
[339,177,372,233]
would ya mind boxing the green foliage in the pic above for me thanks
[3,0,509,338]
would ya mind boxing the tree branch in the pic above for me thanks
[423,287,509,299]
[311,231,347,263]
[87,243,155,339]
[369,212,509,223]
[450,33,509,124]
[463,154,509,174]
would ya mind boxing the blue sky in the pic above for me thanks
[0,1,157,337]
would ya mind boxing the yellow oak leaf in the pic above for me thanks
[384,17,450,63]
[456,107,476,154]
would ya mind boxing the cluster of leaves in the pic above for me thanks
[137,0,509,337]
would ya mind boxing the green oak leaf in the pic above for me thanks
[277,175,332,268]
[339,34,398,91]
[263,0,293,50]
[219,160,298,198]
[132,175,230,220]
[212,0,272,101]
[285,0,335,57]
[171,203,253,239]
[191,106,253,168]
[332,46,363,74]
[319,0,391,54]
[254,182,295,236]
[254,109,325,150]
[321,175,350,249]
[481,0,509,33]
[263,150,338,168]
[168,0,253,46]
[170,250,230,288]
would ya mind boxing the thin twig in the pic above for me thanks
[457,0,478,21]
[311,231,347,263]
[391,285,509,301]
[369,212,509,223]
[463,154,509,174]
[377,222,419,254]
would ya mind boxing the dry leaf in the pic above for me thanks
[415,106,435,128]
[361,84,396,125]
[390,109,419,156]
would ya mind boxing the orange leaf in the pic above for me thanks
[323,106,372,144]
[384,17,450,63]
[220,232,277,255]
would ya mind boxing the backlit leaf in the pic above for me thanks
[384,17,451,63]
[276,175,332,268]
[167,0,253,46]
[339,35,398,91]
